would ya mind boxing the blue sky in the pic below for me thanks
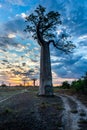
[0,0,87,86]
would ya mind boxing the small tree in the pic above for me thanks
[82,72,87,93]
[25,5,75,96]
[61,81,70,89]
[1,83,7,88]
[32,78,37,87]
[71,79,84,92]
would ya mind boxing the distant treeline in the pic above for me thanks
[61,72,87,94]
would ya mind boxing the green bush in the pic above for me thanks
[61,81,70,89]
[70,72,87,93]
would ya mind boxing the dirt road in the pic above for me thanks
[0,90,87,130]
[57,94,87,130]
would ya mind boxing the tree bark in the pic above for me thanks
[39,43,54,96]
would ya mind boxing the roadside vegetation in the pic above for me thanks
[60,72,87,94]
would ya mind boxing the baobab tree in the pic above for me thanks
[31,78,37,87]
[25,5,75,96]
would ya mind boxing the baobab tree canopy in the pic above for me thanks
[25,5,75,96]
[25,5,75,52]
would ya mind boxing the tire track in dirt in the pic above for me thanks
[56,94,87,130]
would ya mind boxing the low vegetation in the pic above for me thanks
[78,119,87,124]
[40,102,49,109]
[3,107,13,114]
[80,112,86,117]
[70,109,78,114]
[61,72,87,94]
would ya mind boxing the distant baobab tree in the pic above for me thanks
[22,79,26,87]
[32,78,37,87]
[25,5,75,96]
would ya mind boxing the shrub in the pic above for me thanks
[61,81,70,89]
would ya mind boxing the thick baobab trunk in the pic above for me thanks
[39,43,54,96]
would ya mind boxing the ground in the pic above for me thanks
[0,87,87,130]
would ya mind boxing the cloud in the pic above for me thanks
[2,60,8,63]
[0,36,18,49]
[8,33,16,38]
[6,0,25,6]
[51,51,87,79]
[78,35,87,41]
[11,68,36,78]
[0,4,2,8]
[16,13,27,19]
[21,13,27,19]
[3,17,25,33]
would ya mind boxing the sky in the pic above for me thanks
[0,0,87,86]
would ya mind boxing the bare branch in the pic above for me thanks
[49,40,76,54]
